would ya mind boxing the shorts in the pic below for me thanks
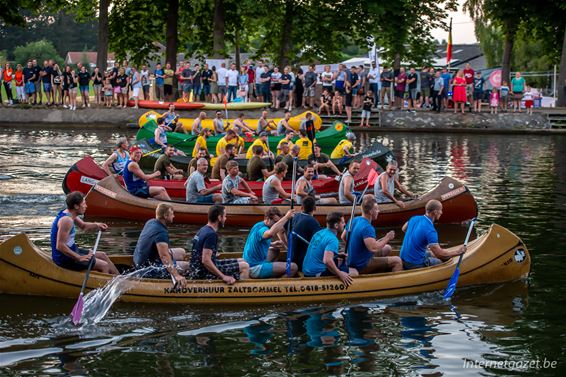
[43,83,52,92]
[202,84,210,95]
[69,87,77,94]
[402,251,442,270]
[120,87,128,94]
[55,248,94,271]
[80,85,89,93]
[345,93,353,107]
[409,88,418,99]
[261,85,271,98]
[473,91,483,100]
[113,86,121,94]
[361,110,371,119]
[34,81,41,91]
[421,87,431,98]
[218,85,227,95]
[132,87,140,97]
[105,91,113,97]
[316,259,349,277]
[130,186,150,198]
[230,197,253,204]
[249,262,274,279]
[190,258,241,280]
[352,86,359,96]
[164,84,173,96]
[279,89,290,102]
[525,100,534,108]
[93,84,102,92]
[25,82,35,94]
[193,84,202,96]
[466,84,474,95]
[271,83,281,91]
[513,91,523,100]
[395,90,405,98]
[255,83,262,95]
[305,86,316,97]
[182,83,191,93]
[196,194,214,203]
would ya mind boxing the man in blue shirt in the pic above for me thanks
[133,203,188,286]
[344,195,402,274]
[243,207,297,278]
[400,200,466,269]
[303,212,358,286]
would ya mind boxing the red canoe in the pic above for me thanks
[62,156,379,199]
[84,175,478,227]
[127,100,204,110]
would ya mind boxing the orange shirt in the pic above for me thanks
[15,70,23,86]
[3,68,13,82]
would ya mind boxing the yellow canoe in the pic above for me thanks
[138,110,322,132]
[0,225,530,305]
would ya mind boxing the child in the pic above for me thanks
[104,78,113,108]
[523,86,534,115]
[332,90,343,115]
[360,90,373,128]
[489,87,499,114]
[318,89,332,116]
[499,80,509,112]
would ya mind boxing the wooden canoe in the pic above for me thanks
[62,156,379,199]
[84,175,478,227]
[0,224,530,304]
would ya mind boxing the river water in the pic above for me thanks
[0,125,565,376]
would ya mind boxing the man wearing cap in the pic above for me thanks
[215,129,238,156]
[245,131,273,159]
[330,132,357,159]
[307,143,342,178]
[123,145,171,200]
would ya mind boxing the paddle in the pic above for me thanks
[70,230,102,326]
[443,218,477,301]
[286,157,298,277]
[142,134,198,157]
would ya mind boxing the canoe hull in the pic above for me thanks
[84,175,478,227]
[0,225,530,304]
[128,100,204,110]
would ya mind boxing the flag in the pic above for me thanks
[446,18,453,66]
[223,95,228,109]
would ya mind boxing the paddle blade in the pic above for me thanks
[368,168,379,186]
[443,267,461,300]
[70,293,84,325]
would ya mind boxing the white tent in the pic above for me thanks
[341,57,371,68]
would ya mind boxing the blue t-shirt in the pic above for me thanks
[303,228,340,276]
[243,221,271,267]
[155,69,164,86]
[399,215,439,265]
[287,213,321,270]
[441,72,452,90]
[346,217,376,270]
[133,218,169,268]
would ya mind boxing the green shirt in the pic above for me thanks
[511,77,525,93]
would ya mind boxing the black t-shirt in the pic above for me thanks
[78,71,91,86]
[407,73,418,89]
[41,66,53,83]
[116,74,128,88]
[420,72,432,88]
[247,156,267,181]
[92,71,103,85]
[182,68,193,82]
[260,72,270,85]
[362,95,373,111]
[192,70,201,85]
[307,153,332,174]
[280,73,292,90]
[202,69,212,85]
[188,225,219,279]
[23,67,34,82]
[304,120,316,141]
[380,70,393,83]
[349,72,359,86]
[286,213,321,270]
[32,66,41,82]
[304,71,317,87]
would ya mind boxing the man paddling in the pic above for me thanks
[154,145,185,180]
[102,138,130,175]
[188,205,250,284]
[302,212,358,286]
[222,160,258,204]
[51,192,118,274]
[400,200,466,270]
[262,162,292,204]
[287,196,321,271]
[343,195,402,274]
[133,203,188,286]
[307,143,342,178]
[243,207,298,278]
[163,103,184,133]
[185,158,222,203]
[338,161,360,204]
[330,132,357,159]
[191,112,207,136]
[374,160,416,208]
[123,145,171,200]
[245,131,272,159]
[295,165,337,204]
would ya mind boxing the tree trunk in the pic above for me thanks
[501,32,514,86]
[277,2,293,67]
[166,0,179,99]
[393,52,401,71]
[235,27,241,69]
[557,23,566,107]
[212,0,225,58]
[96,0,110,70]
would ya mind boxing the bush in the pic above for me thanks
[13,40,64,67]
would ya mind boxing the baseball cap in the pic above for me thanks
[129,145,142,154]
[346,132,356,140]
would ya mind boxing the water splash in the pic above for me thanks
[78,266,164,326]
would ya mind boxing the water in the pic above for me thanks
[1,125,565,375]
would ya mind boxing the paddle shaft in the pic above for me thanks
[454,218,476,270]
[443,218,476,300]
[286,157,298,276]
[78,230,102,296]
[142,134,198,157]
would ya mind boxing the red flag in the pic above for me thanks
[223,95,228,110]
[446,18,453,65]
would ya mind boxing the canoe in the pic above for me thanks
[62,156,379,199]
[0,224,531,304]
[127,100,204,110]
[184,101,272,111]
[136,118,347,156]
[138,110,323,132]
[84,175,478,227]
[136,137,395,175]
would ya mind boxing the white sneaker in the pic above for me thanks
[133,106,139,109]
[72,106,76,111]
[87,104,91,108]
[63,105,68,109]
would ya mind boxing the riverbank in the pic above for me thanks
[0,106,562,133]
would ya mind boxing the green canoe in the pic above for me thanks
[135,119,349,156]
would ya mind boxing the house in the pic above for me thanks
[434,43,486,70]
[64,52,116,70]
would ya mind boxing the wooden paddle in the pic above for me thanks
[443,218,476,301]
[286,157,298,277]
[70,230,102,326]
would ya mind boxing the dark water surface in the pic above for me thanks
[1,126,565,376]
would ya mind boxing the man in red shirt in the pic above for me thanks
[463,63,474,105]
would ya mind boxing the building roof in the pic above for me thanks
[434,43,486,70]
[64,52,116,68]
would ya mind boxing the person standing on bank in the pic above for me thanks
[51,191,118,274]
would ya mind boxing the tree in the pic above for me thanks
[13,39,63,66]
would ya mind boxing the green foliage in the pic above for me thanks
[12,39,63,66]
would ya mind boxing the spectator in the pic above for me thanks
[441,68,452,109]
[62,65,71,108]
[260,66,271,104]
[295,67,304,110]
[23,61,35,104]
[431,70,444,112]
[360,90,373,128]
[332,90,343,115]
[254,61,264,102]
[116,67,128,108]
[270,66,282,108]
[210,66,219,103]
[321,65,334,94]
[181,62,193,102]
[14,64,24,103]
[349,66,360,108]
[463,63,474,106]
[380,65,393,109]
[359,64,368,96]
[92,67,104,106]
[246,60,256,100]
[217,62,228,100]
[368,61,379,108]
[140,65,150,100]
[511,72,525,113]
[202,63,212,102]
[489,87,499,114]
[334,64,346,94]
[226,63,238,102]
[394,67,407,110]
[238,65,249,102]
[163,62,174,101]
[40,61,54,106]
[175,60,184,97]
[192,63,202,101]
[277,66,292,110]
[472,71,484,113]
[499,80,510,112]
[52,64,63,106]
[3,63,14,105]
[523,85,534,115]
[111,61,120,106]
[68,68,78,111]
[452,69,467,114]
[420,67,432,109]
[77,65,90,108]
[303,64,317,109]
[32,59,42,105]
[319,89,332,116]
[344,80,353,123]
[406,67,418,110]
[103,77,113,107]
[130,66,142,109]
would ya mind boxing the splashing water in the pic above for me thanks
[78,266,165,326]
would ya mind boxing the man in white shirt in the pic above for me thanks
[255,61,264,102]
[227,63,239,102]
[368,61,380,107]
[217,63,228,100]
